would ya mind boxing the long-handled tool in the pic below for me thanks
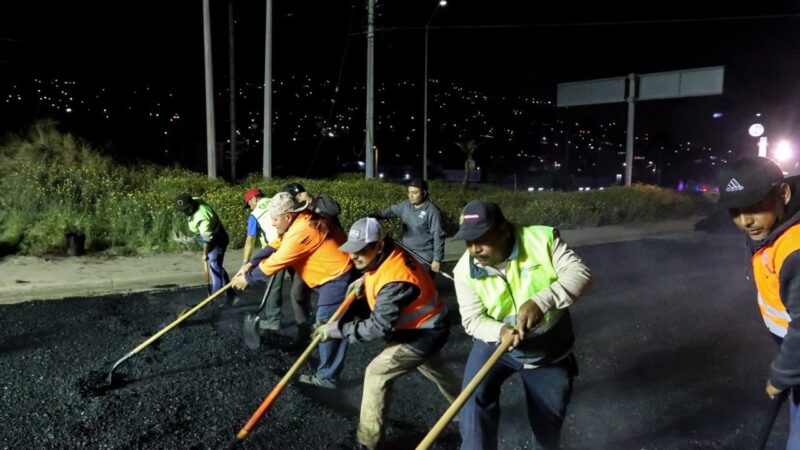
[242,274,278,350]
[392,240,455,282]
[757,389,789,450]
[416,334,514,450]
[233,290,359,444]
[106,281,234,383]
[203,260,212,295]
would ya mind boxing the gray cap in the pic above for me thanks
[339,218,385,253]
[716,156,784,209]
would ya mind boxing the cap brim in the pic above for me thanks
[339,239,369,253]
[451,225,491,241]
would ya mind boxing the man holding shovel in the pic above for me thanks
[717,156,800,448]
[232,192,356,388]
[314,217,460,450]
[451,200,591,450]
[175,193,237,305]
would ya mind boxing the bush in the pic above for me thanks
[0,121,697,256]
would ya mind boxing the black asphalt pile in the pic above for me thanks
[0,286,461,450]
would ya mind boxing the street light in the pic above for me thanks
[775,140,793,162]
[423,0,446,181]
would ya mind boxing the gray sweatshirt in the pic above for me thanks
[377,199,445,263]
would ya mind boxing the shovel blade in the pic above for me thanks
[243,314,261,350]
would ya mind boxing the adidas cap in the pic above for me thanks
[716,156,784,209]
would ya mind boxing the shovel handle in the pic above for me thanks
[109,281,234,377]
[757,389,789,449]
[415,334,514,450]
[236,289,359,441]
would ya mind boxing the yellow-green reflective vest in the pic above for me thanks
[188,199,221,245]
[251,197,277,248]
[454,225,561,332]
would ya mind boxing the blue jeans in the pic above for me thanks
[207,244,234,299]
[788,390,800,449]
[312,270,356,381]
[459,340,575,450]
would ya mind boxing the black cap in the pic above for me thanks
[281,182,306,197]
[174,193,197,214]
[452,200,506,241]
[408,178,428,191]
[716,156,784,209]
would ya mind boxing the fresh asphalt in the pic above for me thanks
[0,230,790,449]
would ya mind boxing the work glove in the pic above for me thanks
[231,273,250,291]
[346,276,365,299]
[312,320,342,342]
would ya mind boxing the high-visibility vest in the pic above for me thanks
[752,224,800,338]
[453,225,562,335]
[188,199,222,246]
[365,245,446,330]
[250,197,278,248]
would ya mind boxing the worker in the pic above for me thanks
[717,156,800,448]
[372,178,445,273]
[174,193,237,304]
[451,200,592,450]
[315,217,460,449]
[232,192,356,388]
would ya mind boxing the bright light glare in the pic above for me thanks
[775,140,793,162]
[439,0,447,6]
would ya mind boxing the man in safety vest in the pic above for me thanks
[718,156,800,448]
[232,192,356,388]
[451,200,591,450]
[175,193,236,304]
[242,187,284,332]
[314,217,460,450]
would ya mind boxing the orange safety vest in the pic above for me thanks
[259,212,352,288]
[364,246,445,330]
[752,224,800,337]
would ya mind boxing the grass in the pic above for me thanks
[0,121,698,256]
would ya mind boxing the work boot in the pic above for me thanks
[298,374,336,389]
[259,319,281,332]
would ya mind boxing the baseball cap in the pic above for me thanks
[281,182,306,197]
[451,200,506,241]
[716,156,785,209]
[267,192,308,216]
[242,187,263,209]
[339,218,385,253]
[408,178,428,191]
[174,193,197,214]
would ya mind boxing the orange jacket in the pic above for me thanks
[752,225,800,337]
[364,246,445,330]
[258,212,352,288]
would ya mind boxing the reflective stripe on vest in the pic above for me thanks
[251,197,278,247]
[365,246,445,330]
[453,225,560,335]
[752,224,800,337]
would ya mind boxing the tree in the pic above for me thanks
[456,139,483,187]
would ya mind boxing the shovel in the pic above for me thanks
[416,334,514,450]
[242,274,278,350]
[233,290,359,444]
[106,281,234,384]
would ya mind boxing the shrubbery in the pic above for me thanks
[0,121,697,256]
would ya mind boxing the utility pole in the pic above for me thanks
[365,0,375,180]
[203,0,217,179]
[625,73,635,186]
[228,0,237,181]
[263,0,273,179]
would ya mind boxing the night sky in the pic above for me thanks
[2,1,800,179]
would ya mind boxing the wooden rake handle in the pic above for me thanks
[416,335,514,450]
